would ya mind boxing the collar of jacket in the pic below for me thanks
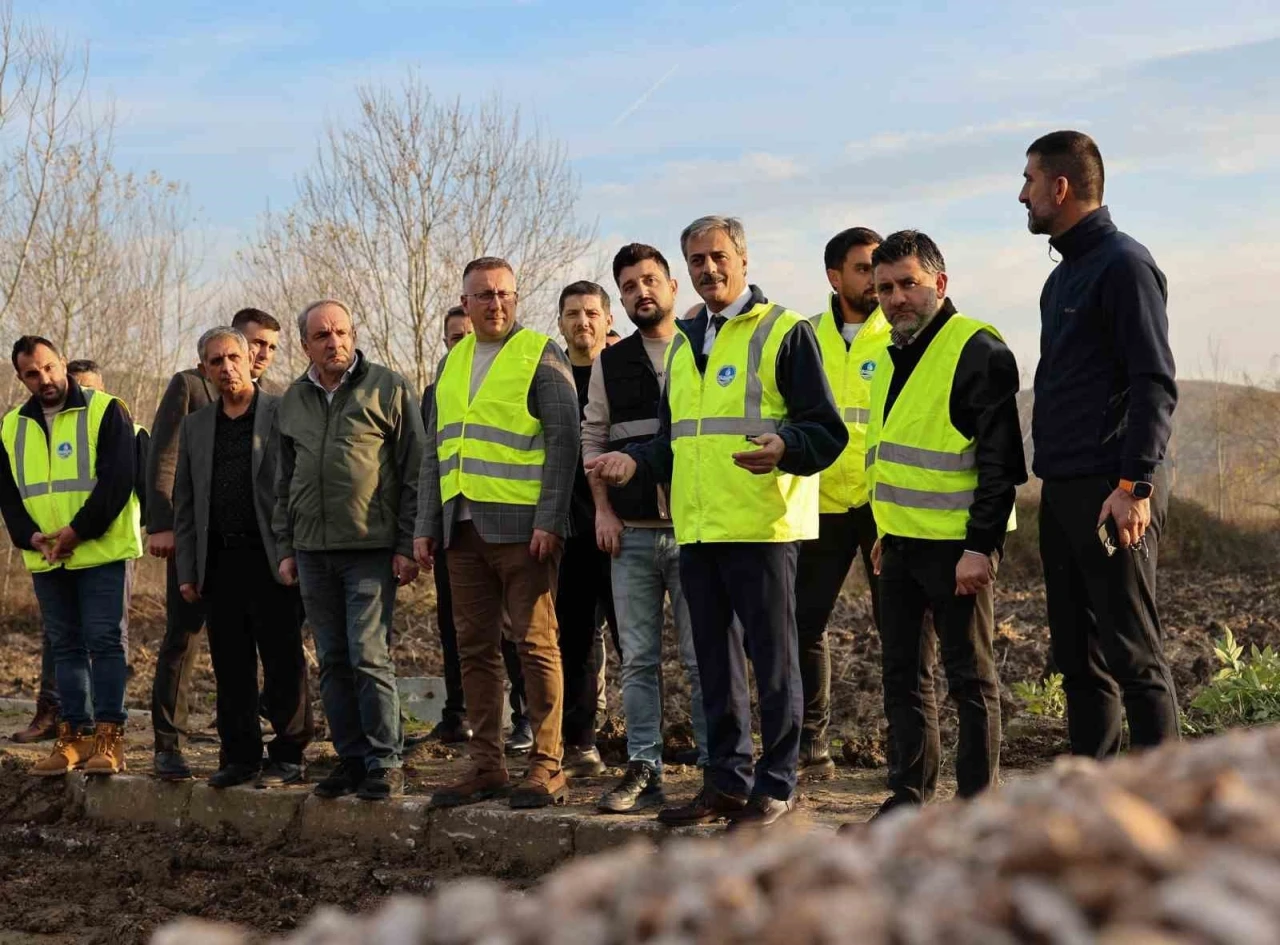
[890,297,958,351]
[603,328,654,371]
[690,284,769,329]
[823,293,882,334]
[20,376,90,425]
[1049,206,1116,260]
[294,348,371,388]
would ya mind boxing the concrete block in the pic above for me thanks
[429,803,575,874]
[188,782,306,839]
[298,793,431,851]
[398,676,446,726]
[572,815,667,856]
[81,774,191,830]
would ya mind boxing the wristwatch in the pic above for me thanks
[1119,479,1154,500]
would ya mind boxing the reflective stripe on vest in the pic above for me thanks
[665,302,819,544]
[434,329,548,507]
[808,304,892,512]
[0,390,142,572]
[864,313,1014,540]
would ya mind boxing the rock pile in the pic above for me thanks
[155,724,1280,945]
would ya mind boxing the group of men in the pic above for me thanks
[4,129,1180,828]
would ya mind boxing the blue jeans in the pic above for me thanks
[296,549,402,770]
[612,527,707,770]
[31,561,129,728]
[37,560,133,711]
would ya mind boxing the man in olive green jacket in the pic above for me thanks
[274,299,424,801]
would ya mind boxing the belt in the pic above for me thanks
[209,531,264,550]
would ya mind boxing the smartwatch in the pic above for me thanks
[1119,479,1154,500]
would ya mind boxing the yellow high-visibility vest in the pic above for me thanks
[435,328,548,507]
[666,302,819,544]
[865,313,1015,540]
[0,390,142,572]
[809,302,892,512]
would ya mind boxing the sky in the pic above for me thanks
[18,0,1280,380]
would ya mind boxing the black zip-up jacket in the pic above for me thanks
[1032,207,1177,482]
[0,379,137,551]
[882,299,1028,555]
[629,285,847,490]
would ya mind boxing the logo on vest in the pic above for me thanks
[859,359,877,381]
[716,365,737,387]
[56,442,73,460]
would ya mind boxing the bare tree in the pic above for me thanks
[237,72,595,391]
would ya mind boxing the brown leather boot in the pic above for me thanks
[430,768,512,808]
[11,700,59,744]
[29,722,95,777]
[510,766,567,809]
[83,722,126,776]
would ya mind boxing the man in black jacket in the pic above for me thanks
[1020,130,1179,758]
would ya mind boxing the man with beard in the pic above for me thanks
[1020,131,1179,757]
[589,216,846,830]
[1,336,142,777]
[554,281,618,778]
[583,243,707,813]
[794,227,893,781]
[863,230,1025,817]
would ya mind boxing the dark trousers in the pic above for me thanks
[1040,474,1179,757]
[205,543,313,766]
[556,533,617,748]
[680,541,803,801]
[879,536,1000,803]
[150,557,206,751]
[435,549,527,727]
[795,504,881,743]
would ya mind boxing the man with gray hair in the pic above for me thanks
[173,327,312,789]
[274,299,425,800]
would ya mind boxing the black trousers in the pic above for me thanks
[879,536,1000,803]
[795,504,881,743]
[1040,474,1179,757]
[435,548,527,726]
[680,541,802,801]
[205,543,313,766]
[150,557,206,752]
[556,533,617,748]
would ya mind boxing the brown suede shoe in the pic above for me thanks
[430,768,512,808]
[83,722,126,776]
[509,767,567,809]
[30,723,95,777]
[11,701,59,744]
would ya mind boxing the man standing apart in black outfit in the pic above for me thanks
[1021,130,1179,757]
[173,327,313,788]
[864,230,1025,816]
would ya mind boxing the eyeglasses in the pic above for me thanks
[464,290,518,305]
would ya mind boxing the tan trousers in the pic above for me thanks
[448,522,563,775]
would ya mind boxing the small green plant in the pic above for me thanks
[1186,627,1280,733]
[1013,672,1066,719]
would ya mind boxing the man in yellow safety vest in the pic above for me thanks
[863,230,1026,818]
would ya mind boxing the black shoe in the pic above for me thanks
[357,767,405,800]
[563,745,606,779]
[669,747,700,767]
[504,718,533,755]
[726,794,797,831]
[313,758,366,799]
[798,737,836,782]
[598,761,664,813]
[428,715,474,744]
[870,793,918,821]
[657,783,748,826]
[257,760,304,788]
[208,762,261,789]
[153,750,193,782]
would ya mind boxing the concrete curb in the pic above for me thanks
[52,773,739,874]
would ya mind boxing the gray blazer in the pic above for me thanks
[173,392,284,590]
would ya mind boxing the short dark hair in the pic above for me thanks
[558,280,611,316]
[871,230,947,275]
[611,243,671,284]
[823,227,884,272]
[231,307,280,332]
[11,335,59,371]
[67,359,100,376]
[442,305,466,336]
[462,256,514,281]
[1027,130,1105,204]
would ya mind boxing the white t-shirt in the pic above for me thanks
[840,321,863,344]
